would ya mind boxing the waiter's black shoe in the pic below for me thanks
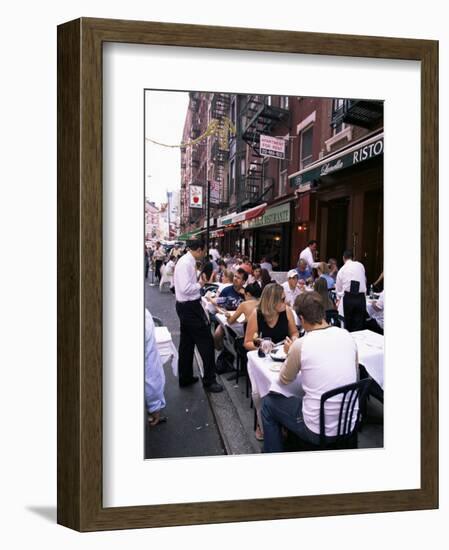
[179,376,199,388]
[203,381,224,393]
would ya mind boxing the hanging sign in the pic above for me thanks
[210,180,220,205]
[260,135,286,159]
[189,185,203,208]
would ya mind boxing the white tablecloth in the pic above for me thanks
[351,329,384,389]
[247,349,304,430]
[216,312,245,338]
[154,326,178,377]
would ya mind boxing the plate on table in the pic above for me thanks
[270,347,287,362]
[268,363,282,372]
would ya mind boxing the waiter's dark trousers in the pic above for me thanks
[154,260,163,281]
[175,299,217,386]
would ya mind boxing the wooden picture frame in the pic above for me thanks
[57,17,438,531]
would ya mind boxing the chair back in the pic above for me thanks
[325,309,341,327]
[343,290,367,332]
[319,378,372,448]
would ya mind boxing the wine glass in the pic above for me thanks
[261,337,273,358]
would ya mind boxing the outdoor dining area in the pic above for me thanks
[199,272,384,453]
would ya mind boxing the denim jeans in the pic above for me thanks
[261,392,322,452]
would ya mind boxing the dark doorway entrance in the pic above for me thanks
[326,197,349,261]
[362,189,383,284]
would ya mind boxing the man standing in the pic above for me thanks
[153,242,166,282]
[335,250,367,316]
[299,240,318,270]
[174,240,223,393]
[261,292,358,452]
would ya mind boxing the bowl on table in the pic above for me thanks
[270,347,287,362]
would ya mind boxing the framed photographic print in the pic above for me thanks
[57,17,438,531]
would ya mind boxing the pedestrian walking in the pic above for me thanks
[173,240,223,393]
[153,241,166,282]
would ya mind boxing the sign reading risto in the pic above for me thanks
[289,135,383,188]
[242,203,290,230]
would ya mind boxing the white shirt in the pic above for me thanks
[281,281,301,307]
[284,327,358,436]
[260,261,272,271]
[173,251,201,302]
[299,246,315,269]
[335,259,367,315]
[367,291,384,329]
[209,248,220,262]
[144,310,166,414]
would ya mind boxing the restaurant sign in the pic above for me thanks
[242,202,290,230]
[189,185,203,208]
[260,135,286,159]
[290,135,384,188]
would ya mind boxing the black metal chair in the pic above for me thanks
[325,309,341,327]
[285,377,373,451]
[152,316,164,327]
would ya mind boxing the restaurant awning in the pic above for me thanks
[289,130,384,191]
[176,229,203,241]
[217,203,267,228]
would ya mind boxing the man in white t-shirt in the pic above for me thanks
[335,250,367,316]
[299,240,318,269]
[281,270,302,307]
[261,291,358,452]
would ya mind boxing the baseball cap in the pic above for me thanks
[288,269,299,278]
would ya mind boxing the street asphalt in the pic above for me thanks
[144,276,226,459]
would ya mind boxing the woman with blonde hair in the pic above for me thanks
[317,261,335,289]
[244,283,299,441]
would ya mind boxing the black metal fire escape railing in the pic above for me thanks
[331,99,383,130]
[240,95,290,207]
[211,93,231,207]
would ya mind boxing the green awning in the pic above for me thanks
[176,229,202,241]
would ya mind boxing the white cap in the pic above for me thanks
[288,269,299,278]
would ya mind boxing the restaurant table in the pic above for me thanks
[215,311,245,338]
[247,349,304,431]
[351,329,384,389]
[154,326,178,377]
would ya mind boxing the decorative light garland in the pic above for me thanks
[146,117,236,150]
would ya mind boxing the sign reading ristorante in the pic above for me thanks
[290,135,384,188]
[242,202,290,230]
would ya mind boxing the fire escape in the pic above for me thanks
[331,99,383,130]
[240,95,290,208]
[210,93,231,207]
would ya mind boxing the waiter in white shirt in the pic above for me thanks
[174,240,223,393]
[335,249,367,316]
[299,240,319,269]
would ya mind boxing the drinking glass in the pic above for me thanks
[261,337,273,357]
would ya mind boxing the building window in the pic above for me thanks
[280,96,289,109]
[230,159,235,196]
[332,98,345,134]
[240,158,246,175]
[278,169,288,197]
[300,126,313,168]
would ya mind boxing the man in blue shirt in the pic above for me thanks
[217,268,248,307]
[212,268,248,350]
[296,258,312,281]
[145,309,166,426]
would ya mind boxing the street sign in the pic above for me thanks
[189,185,203,208]
[260,134,286,159]
[209,180,220,205]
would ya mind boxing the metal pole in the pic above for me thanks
[206,180,211,255]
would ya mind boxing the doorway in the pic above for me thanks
[326,197,349,261]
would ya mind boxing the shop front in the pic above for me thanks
[289,131,383,282]
[241,202,292,270]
